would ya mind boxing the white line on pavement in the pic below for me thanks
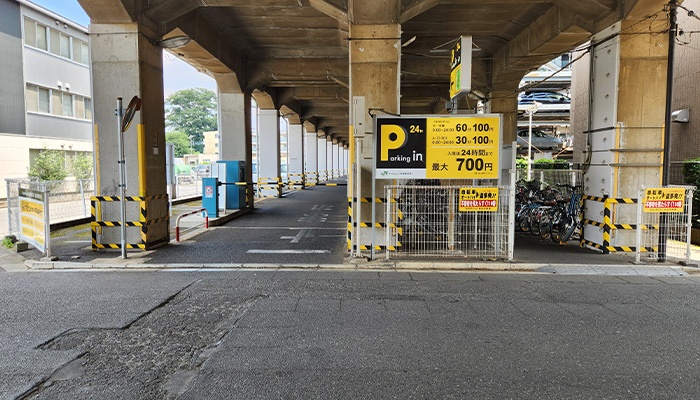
[246,249,330,254]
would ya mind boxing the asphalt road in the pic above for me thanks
[2,268,700,399]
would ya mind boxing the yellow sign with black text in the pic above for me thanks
[426,116,499,179]
[459,188,499,211]
[644,188,685,212]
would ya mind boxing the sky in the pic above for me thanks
[27,0,217,99]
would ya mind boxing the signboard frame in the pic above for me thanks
[18,186,49,254]
[450,35,472,100]
[373,113,503,180]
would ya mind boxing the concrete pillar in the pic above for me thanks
[349,4,401,250]
[317,136,327,181]
[304,126,318,184]
[573,1,670,248]
[287,122,304,188]
[213,73,253,206]
[90,23,168,248]
[333,142,340,178]
[487,91,518,145]
[326,139,333,179]
[258,108,281,197]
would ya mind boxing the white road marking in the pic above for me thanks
[246,250,330,254]
[63,240,92,244]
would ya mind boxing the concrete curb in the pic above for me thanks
[21,259,699,276]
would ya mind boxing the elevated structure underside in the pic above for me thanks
[77,0,640,144]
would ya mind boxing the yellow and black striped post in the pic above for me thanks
[603,196,611,254]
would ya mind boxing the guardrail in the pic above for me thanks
[175,208,208,242]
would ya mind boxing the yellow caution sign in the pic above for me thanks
[426,117,499,179]
[644,188,685,212]
[459,187,499,211]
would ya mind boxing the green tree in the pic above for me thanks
[29,149,68,181]
[165,88,217,153]
[70,153,93,179]
[166,131,192,157]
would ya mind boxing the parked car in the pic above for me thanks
[519,92,570,104]
[516,129,563,151]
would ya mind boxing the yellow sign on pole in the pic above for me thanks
[459,188,499,211]
[426,116,500,179]
[643,188,685,212]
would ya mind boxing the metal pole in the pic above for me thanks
[6,181,11,235]
[44,185,50,259]
[659,0,677,262]
[636,189,643,263]
[354,137,362,258]
[685,188,693,265]
[527,110,533,180]
[508,169,516,261]
[117,97,127,259]
[80,180,87,217]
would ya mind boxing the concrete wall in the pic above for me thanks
[0,0,26,135]
[670,0,700,184]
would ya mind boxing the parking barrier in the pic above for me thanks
[175,208,208,241]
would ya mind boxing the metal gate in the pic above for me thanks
[385,184,513,259]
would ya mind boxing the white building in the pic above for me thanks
[0,0,93,198]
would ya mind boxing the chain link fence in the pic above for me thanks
[385,184,513,259]
[6,178,93,236]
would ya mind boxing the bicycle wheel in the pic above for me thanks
[530,208,541,237]
[553,214,575,246]
[539,210,552,240]
[519,208,531,232]
[549,209,566,243]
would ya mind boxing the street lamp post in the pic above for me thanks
[525,101,541,180]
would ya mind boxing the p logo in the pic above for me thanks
[380,124,407,161]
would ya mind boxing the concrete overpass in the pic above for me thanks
[77,0,673,251]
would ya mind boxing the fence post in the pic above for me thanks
[80,180,87,217]
[603,195,611,254]
[636,189,643,263]
[6,180,11,235]
[685,188,693,265]
[509,170,516,260]
[44,184,51,259]
[385,187,391,260]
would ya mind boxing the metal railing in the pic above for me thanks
[6,178,94,236]
[385,184,513,259]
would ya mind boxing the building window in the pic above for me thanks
[59,33,70,58]
[62,93,73,117]
[26,86,38,112]
[36,24,48,51]
[84,98,92,120]
[71,37,81,63]
[27,84,91,119]
[81,42,89,65]
[38,87,50,113]
[50,28,60,55]
[75,95,85,119]
[24,18,36,47]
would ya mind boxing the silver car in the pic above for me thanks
[516,129,563,151]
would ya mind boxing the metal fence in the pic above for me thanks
[385,184,513,259]
[517,168,583,188]
[171,174,202,200]
[637,186,696,264]
[6,178,94,235]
